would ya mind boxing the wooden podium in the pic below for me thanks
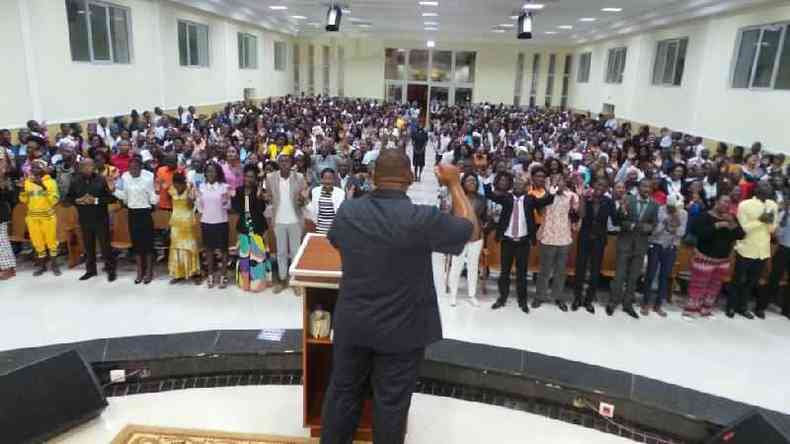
[289,233,374,441]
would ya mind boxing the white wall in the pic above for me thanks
[569,3,790,149]
[0,0,293,128]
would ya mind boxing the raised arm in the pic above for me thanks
[437,164,480,241]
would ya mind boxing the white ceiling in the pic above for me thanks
[174,0,782,46]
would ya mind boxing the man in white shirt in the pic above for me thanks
[605,115,618,130]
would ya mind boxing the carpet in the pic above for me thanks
[111,424,316,444]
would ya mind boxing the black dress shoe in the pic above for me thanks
[556,301,569,312]
[521,304,530,314]
[531,300,542,309]
[737,310,755,320]
[584,303,596,314]
[623,306,640,319]
[571,299,581,311]
[726,309,735,318]
[755,310,766,320]
[491,299,506,310]
[79,272,97,281]
[107,271,117,282]
[605,305,615,316]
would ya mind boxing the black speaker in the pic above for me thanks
[706,410,790,444]
[0,349,107,444]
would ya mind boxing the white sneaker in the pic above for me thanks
[469,298,480,307]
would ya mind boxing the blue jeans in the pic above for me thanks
[644,243,677,307]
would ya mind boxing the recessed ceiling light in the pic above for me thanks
[492,29,506,33]
[545,31,557,34]
[579,17,596,22]
[308,22,320,27]
[422,12,438,17]
[426,40,435,48]
[557,25,573,29]
[341,8,351,14]
[358,24,371,28]
[291,15,307,20]
[424,21,438,25]
[418,1,439,5]
[425,27,437,31]
[522,3,545,10]
[269,5,287,10]
[601,7,623,12]
[498,23,514,28]
[510,15,519,20]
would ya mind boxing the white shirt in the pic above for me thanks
[275,176,298,225]
[114,170,158,209]
[362,149,380,166]
[504,195,528,240]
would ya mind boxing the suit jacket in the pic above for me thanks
[264,171,306,224]
[484,185,553,244]
[579,195,617,240]
[616,194,659,252]
[232,187,268,235]
[328,189,473,352]
[66,173,116,224]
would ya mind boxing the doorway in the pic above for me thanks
[407,84,429,126]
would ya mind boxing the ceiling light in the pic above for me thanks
[422,12,438,17]
[498,23,514,28]
[522,3,545,10]
[557,25,573,29]
[425,27,438,31]
[579,17,596,22]
[517,11,533,40]
[358,24,371,28]
[424,21,438,25]
[545,31,557,34]
[326,5,342,32]
[269,5,287,10]
[510,15,520,20]
[418,1,439,5]
[601,7,623,12]
[426,40,435,48]
[291,15,307,20]
[492,29,506,33]
[341,8,351,14]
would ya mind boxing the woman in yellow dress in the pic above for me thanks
[168,173,201,284]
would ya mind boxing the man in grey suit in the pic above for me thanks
[264,154,307,292]
[608,178,659,319]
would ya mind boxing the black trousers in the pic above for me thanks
[730,253,765,312]
[498,238,530,305]
[320,345,424,444]
[574,234,606,303]
[81,217,114,274]
[764,245,790,314]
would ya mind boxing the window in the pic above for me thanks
[337,46,345,97]
[293,44,300,94]
[454,52,476,83]
[561,54,572,109]
[384,49,476,106]
[322,45,330,96]
[545,54,556,108]
[238,33,257,69]
[514,53,525,106]
[529,54,540,107]
[66,0,131,63]
[652,38,687,86]
[431,51,452,82]
[605,47,627,84]
[274,41,286,71]
[577,52,591,83]
[178,20,209,67]
[307,45,315,95]
[409,49,429,81]
[732,23,790,89]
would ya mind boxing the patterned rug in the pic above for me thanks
[111,424,315,444]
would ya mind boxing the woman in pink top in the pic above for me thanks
[221,147,243,191]
[534,175,580,311]
[197,162,231,289]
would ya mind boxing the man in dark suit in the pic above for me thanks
[321,150,476,444]
[608,178,659,319]
[573,177,618,314]
[484,172,554,313]
[66,158,117,281]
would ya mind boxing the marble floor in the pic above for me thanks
[51,385,633,444]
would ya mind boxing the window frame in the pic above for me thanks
[605,47,627,84]
[383,48,476,106]
[273,41,286,71]
[731,22,790,90]
[577,52,591,83]
[66,0,133,64]
[652,37,688,87]
[178,19,210,68]
[237,32,258,69]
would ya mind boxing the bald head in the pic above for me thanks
[79,158,95,177]
[373,149,412,190]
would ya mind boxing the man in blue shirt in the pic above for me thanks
[321,150,477,444]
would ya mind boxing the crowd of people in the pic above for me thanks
[0,96,789,322]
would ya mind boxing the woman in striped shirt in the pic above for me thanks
[309,168,345,235]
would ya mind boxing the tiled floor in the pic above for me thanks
[51,385,633,444]
[3,145,790,416]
